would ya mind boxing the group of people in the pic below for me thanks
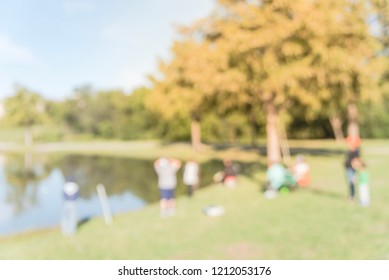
[264,155,311,197]
[154,157,239,217]
[59,157,198,235]
[154,136,371,219]
[60,138,370,236]
[264,135,370,207]
[60,156,236,235]
[154,157,200,217]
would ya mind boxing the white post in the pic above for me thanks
[96,184,113,225]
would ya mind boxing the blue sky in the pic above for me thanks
[0,0,214,100]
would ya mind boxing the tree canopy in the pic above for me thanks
[1,0,389,148]
[3,85,48,145]
[146,0,379,162]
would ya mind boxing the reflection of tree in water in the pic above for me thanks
[53,155,160,202]
[6,154,262,208]
[52,155,229,203]
[3,153,54,214]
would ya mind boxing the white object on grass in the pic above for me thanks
[203,205,225,217]
[97,184,113,224]
[264,189,278,200]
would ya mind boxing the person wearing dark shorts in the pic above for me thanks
[154,157,181,217]
[344,136,360,201]
[160,188,175,201]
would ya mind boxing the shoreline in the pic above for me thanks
[0,140,388,259]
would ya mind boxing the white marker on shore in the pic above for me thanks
[96,184,113,225]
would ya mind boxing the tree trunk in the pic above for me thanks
[347,102,359,138]
[250,111,259,148]
[265,101,281,165]
[191,118,201,151]
[344,102,361,151]
[24,152,33,172]
[24,127,33,146]
[329,115,345,142]
[277,119,291,164]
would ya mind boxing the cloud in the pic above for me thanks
[114,69,149,90]
[0,35,36,63]
[100,22,145,46]
[62,0,95,14]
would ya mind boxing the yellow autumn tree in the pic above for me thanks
[148,0,377,161]
[182,0,377,162]
[146,38,246,151]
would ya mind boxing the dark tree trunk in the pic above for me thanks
[191,117,201,151]
[329,115,345,142]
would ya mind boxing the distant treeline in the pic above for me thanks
[1,83,388,145]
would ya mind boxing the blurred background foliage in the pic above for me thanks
[1,0,389,146]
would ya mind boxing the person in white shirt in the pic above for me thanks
[183,160,200,197]
[61,176,80,236]
[154,157,181,217]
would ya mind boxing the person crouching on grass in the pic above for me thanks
[154,157,181,217]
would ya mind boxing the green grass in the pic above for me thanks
[0,140,388,259]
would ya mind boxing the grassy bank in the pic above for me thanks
[0,140,388,259]
[0,140,264,162]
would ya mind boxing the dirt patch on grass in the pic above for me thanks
[223,242,264,259]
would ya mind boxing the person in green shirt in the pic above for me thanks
[352,158,370,207]
[265,161,296,195]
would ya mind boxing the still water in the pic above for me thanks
[0,153,226,236]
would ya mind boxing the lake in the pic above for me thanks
[0,153,227,236]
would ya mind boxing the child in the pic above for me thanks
[154,157,181,217]
[352,158,370,207]
[183,160,200,197]
[61,176,80,236]
[222,159,238,188]
[291,155,311,188]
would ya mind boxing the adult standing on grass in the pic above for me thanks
[154,157,181,217]
[344,136,360,201]
[61,176,80,236]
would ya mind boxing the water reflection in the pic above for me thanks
[0,153,263,236]
[0,153,228,236]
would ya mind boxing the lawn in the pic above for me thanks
[0,140,387,259]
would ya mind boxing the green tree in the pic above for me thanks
[61,85,95,135]
[62,86,128,139]
[62,86,158,140]
[4,85,48,145]
[123,87,159,140]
